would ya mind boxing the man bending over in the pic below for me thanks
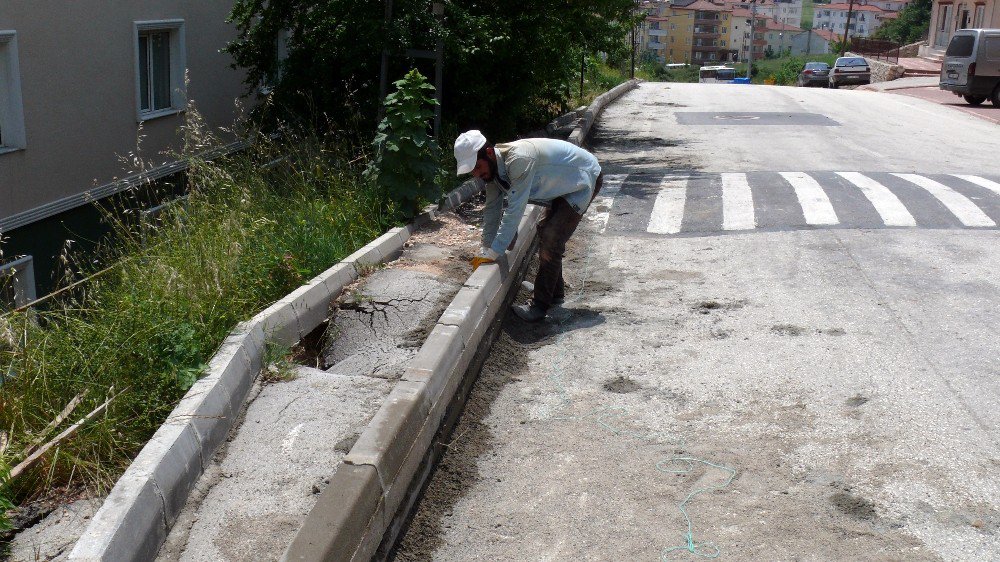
[454,130,603,323]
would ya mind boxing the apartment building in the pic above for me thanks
[644,10,696,63]
[722,0,804,31]
[928,0,999,50]
[730,8,770,60]
[0,2,247,304]
[812,3,891,38]
[763,19,808,55]
[687,1,736,63]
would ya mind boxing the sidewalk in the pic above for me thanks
[890,86,1000,125]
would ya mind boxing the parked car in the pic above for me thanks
[797,62,831,87]
[828,57,871,88]
[939,28,1000,106]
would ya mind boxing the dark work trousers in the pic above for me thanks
[532,173,604,310]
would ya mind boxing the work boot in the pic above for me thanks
[520,281,564,305]
[512,303,547,323]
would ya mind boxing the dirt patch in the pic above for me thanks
[818,327,847,336]
[771,323,806,336]
[393,331,530,560]
[846,394,870,408]
[333,433,360,454]
[830,490,878,521]
[693,299,746,315]
[602,376,643,394]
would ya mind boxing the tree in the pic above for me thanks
[873,0,932,44]
[226,0,636,138]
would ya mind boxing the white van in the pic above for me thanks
[939,28,1000,106]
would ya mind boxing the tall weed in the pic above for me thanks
[0,119,394,505]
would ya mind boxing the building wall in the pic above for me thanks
[929,0,999,51]
[813,6,887,38]
[0,1,246,227]
[645,8,696,64]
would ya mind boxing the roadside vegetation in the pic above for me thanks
[735,53,839,85]
[0,116,400,529]
[1,0,639,535]
[801,0,816,30]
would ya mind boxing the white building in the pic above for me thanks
[812,3,889,38]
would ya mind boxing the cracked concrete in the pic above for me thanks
[152,201,485,562]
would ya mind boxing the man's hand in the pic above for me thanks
[471,248,499,270]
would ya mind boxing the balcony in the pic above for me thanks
[695,18,721,25]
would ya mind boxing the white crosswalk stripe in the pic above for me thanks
[953,175,1000,198]
[894,173,996,227]
[647,176,688,234]
[586,174,626,234]
[600,171,1000,236]
[779,171,839,225]
[721,173,755,230]
[836,172,917,227]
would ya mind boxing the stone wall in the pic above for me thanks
[898,41,926,58]
[847,52,905,83]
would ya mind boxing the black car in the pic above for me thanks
[797,62,831,87]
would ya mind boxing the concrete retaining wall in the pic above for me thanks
[67,186,478,562]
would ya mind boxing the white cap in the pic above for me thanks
[454,130,487,175]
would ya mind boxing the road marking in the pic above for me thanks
[953,174,1000,198]
[779,171,839,225]
[647,176,688,234]
[837,172,916,227]
[587,174,626,234]
[721,173,755,230]
[893,173,996,227]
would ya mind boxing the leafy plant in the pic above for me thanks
[1,455,12,532]
[366,69,441,219]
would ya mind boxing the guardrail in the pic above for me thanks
[850,38,901,64]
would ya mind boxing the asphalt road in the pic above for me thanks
[395,83,1000,561]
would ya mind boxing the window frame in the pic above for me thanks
[133,19,186,122]
[0,30,27,154]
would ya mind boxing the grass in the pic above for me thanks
[0,116,398,520]
[568,56,656,109]
[802,0,815,30]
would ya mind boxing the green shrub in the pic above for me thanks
[367,69,441,219]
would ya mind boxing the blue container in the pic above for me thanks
[733,77,751,84]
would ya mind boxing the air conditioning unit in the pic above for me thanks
[1,255,36,309]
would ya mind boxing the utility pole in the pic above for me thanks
[840,0,856,57]
[631,16,636,79]
[746,0,758,80]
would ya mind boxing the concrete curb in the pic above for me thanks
[569,79,641,146]
[66,181,482,562]
[281,79,640,562]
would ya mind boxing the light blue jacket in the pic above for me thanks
[481,138,602,256]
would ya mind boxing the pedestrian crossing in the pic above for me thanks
[587,172,1000,236]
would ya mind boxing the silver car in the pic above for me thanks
[828,57,871,88]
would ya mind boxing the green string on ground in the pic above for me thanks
[536,200,737,559]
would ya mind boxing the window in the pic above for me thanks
[134,20,186,121]
[974,5,985,27]
[0,31,26,153]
